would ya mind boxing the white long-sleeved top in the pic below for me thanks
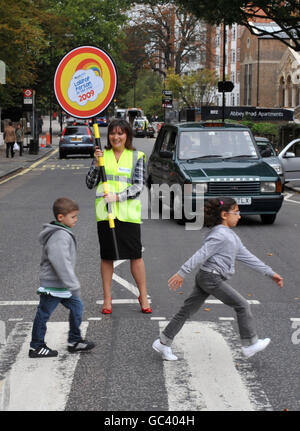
[178,224,275,280]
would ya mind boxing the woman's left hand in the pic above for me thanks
[104,193,119,203]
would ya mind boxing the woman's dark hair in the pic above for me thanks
[106,119,135,150]
[204,197,237,227]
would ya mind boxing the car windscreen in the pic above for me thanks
[178,130,258,160]
[257,143,276,156]
[63,127,89,136]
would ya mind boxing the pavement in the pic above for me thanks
[0,116,62,180]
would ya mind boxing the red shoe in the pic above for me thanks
[138,296,152,314]
[102,298,112,315]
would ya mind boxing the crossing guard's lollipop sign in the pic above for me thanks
[54,46,118,118]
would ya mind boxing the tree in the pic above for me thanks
[130,2,207,77]
[166,67,218,108]
[174,0,300,51]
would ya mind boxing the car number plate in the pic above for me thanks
[235,197,252,205]
[71,138,82,142]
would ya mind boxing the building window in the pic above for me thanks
[231,49,235,63]
[237,48,240,61]
[216,55,220,66]
[237,71,240,82]
[244,64,252,105]
[232,26,236,40]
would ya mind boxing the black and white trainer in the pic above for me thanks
[67,339,95,353]
[29,344,58,358]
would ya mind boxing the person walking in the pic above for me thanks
[15,123,24,156]
[86,119,152,315]
[4,121,16,158]
[152,197,283,361]
[29,197,95,358]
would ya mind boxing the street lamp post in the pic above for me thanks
[49,41,53,146]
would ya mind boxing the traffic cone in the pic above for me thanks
[46,132,50,146]
[40,135,45,148]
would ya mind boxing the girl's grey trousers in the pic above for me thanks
[161,269,258,347]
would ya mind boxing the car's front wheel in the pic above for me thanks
[59,151,66,159]
[260,214,277,224]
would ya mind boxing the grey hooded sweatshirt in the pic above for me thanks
[39,222,80,297]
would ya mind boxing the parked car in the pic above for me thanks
[59,125,95,159]
[147,122,283,225]
[254,137,284,184]
[278,138,300,183]
[133,119,146,137]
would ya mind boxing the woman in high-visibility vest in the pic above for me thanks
[86,119,152,314]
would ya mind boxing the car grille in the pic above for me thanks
[207,181,260,195]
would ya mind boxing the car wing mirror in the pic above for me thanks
[284,152,295,158]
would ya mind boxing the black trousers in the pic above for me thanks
[6,142,14,158]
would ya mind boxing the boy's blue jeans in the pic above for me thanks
[30,294,84,348]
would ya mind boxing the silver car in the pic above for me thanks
[59,125,95,159]
[255,137,284,184]
[278,138,300,183]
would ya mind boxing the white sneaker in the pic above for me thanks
[152,339,178,361]
[242,338,271,358]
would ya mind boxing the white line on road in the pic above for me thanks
[0,321,88,411]
[96,299,152,305]
[284,192,300,204]
[0,321,5,345]
[158,321,271,411]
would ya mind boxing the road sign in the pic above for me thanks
[218,81,234,93]
[54,46,118,119]
[162,90,173,96]
[23,89,33,104]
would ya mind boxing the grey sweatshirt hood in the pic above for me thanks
[39,222,75,246]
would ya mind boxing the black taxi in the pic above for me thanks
[147,122,283,224]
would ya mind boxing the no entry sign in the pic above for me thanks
[54,46,118,119]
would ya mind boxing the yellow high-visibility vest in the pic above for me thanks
[95,148,145,224]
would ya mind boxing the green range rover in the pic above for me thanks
[147,122,284,224]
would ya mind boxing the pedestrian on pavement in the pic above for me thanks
[15,123,24,156]
[4,121,16,158]
[29,197,95,358]
[152,197,283,361]
[86,119,152,315]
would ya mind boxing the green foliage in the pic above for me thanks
[166,68,218,108]
[238,120,281,144]
[0,0,132,111]
[121,69,164,118]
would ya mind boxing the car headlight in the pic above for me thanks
[270,164,283,175]
[261,182,276,193]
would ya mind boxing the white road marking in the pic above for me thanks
[0,321,5,345]
[284,192,300,204]
[0,321,88,411]
[290,318,300,321]
[0,301,39,306]
[151,317,166,320]
[206,299,260,305]
[158,320,271,411]
[96,298,152,305]
[219,317,235,321]
[112,273,140,297]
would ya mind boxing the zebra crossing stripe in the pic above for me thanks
[158,320,272,411]
[0,321,88,411]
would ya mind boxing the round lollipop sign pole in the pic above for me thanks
[54,46,119,259]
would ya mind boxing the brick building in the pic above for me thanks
[239,23,287,108]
